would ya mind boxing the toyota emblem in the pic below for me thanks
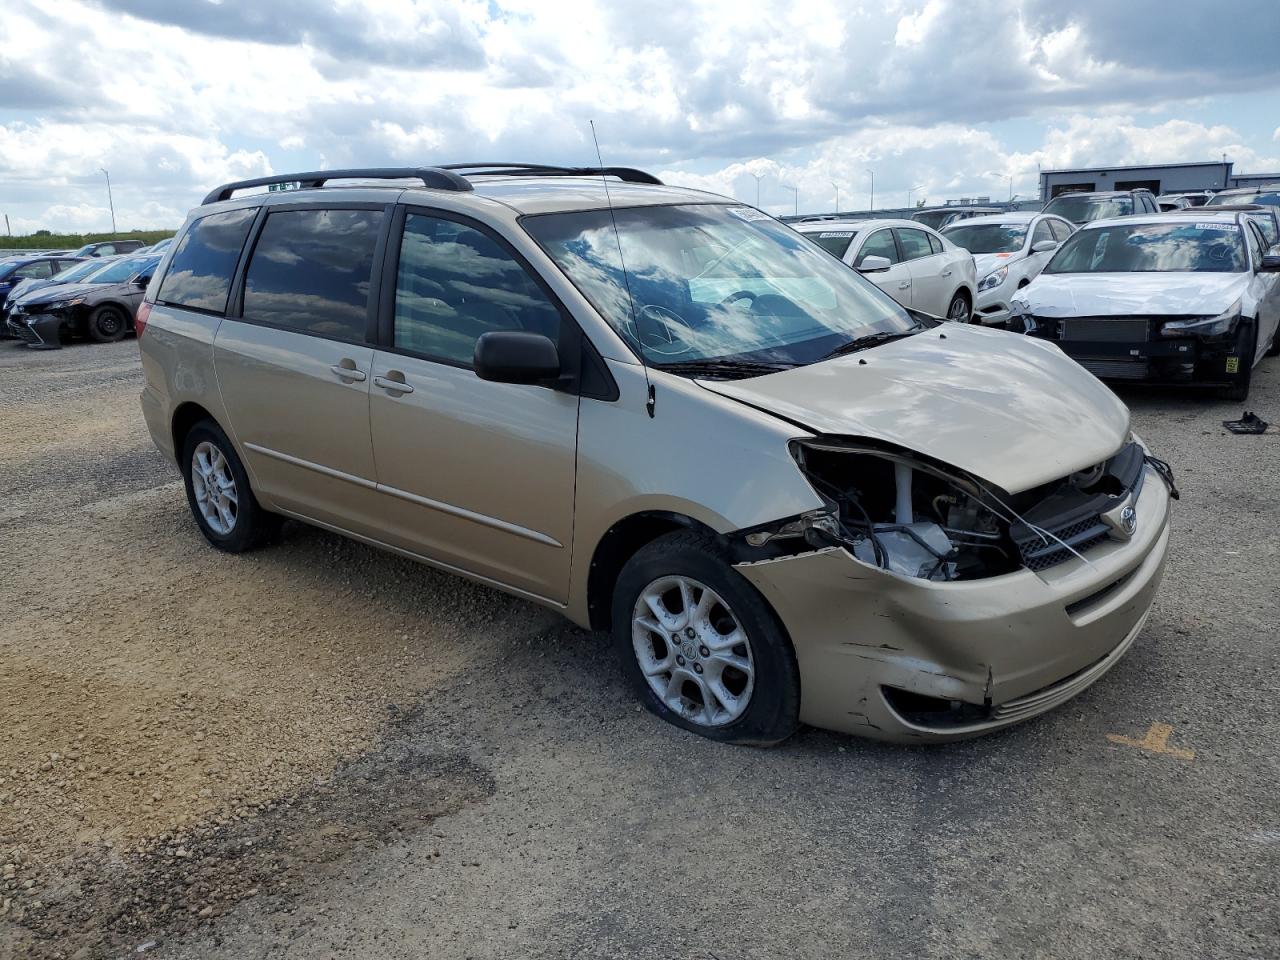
[1119,505,1138,537]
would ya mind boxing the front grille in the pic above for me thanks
[1015,515,1111,571]
[1061,318,1150,342]
[1080,358,1151,380]
[7,319,39,344]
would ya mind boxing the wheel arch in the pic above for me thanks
[91,299,136,327]
[585,510,723,631]
[171,401,220,460]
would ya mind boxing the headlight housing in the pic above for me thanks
[1160,299,1240,338]
[977,266,1008,292]
[45,297,85,311]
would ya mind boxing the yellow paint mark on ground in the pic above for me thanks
[1106,722,1195,761]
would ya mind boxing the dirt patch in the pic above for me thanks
[4,729,494,960]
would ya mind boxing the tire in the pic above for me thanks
[611,530,800,746]
[87,305,128,343]
[180,419,281,552]
[1222,321,1257,402]
[946,290,971,323]
[1266,324,1280,358]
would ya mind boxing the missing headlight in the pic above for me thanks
[788,438,1020,581]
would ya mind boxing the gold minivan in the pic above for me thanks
[139,165,1176,745]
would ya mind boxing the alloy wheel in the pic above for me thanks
[191,441,239,535]
[947,295,970,322]
[631,575,755,727]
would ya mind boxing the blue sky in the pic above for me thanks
[1,0,1278,232]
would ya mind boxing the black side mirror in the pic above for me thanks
[473,331,561,385]
[133,275,152,288]
[1261,253,1280,273]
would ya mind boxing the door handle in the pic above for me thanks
[374,374,414,395]
[941,270,953,278]
[330,362,366,382]
[898,280,911,289]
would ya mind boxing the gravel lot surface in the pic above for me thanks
[1,337,1277,960]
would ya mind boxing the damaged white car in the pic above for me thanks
[142,166,1177,746]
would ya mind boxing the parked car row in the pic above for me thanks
[3,252,161,347]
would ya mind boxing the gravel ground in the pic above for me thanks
[1,336,1278,960]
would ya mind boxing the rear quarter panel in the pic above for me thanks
[139,304,227,466]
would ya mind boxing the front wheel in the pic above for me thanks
[611,531,800,746]
[946,290,971,323]
[181,420,281,552]
[88,305,128,343]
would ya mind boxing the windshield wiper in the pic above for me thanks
[820,327,923,361]
[652,357,792,380]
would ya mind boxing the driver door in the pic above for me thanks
[851,228,912,308]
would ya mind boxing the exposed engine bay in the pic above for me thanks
[734,437,1178,581]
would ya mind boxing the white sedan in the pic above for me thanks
[794,218,977,321]
[941,212,1075,326]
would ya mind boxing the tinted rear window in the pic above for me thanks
[242,208,382,341]
[158,208,257,312]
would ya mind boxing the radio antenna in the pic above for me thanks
[590,119,655,418]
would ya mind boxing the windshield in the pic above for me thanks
[58,259,112,283]
[800,229,858,258]
[86,254,157,284]
[941,222,1027,254]
[1208,191,1280,208]
[1043,195,1134,223]
[1044,222,1246,274]
[524,204,916,369]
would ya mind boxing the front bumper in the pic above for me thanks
[972,287,1016,326]
[1028,317,1244,385]
[5,311,66,349]
[735,462,1172,743]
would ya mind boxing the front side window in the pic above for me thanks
[1048,219,1074,243]
[524,204,916,370]
[1031,220,1055,247]
[88,255,155,284]
[858,229,899,265]
[393,213,561,365]
[1246,214,1278,248]
[158,207,257,312]
[1043,195,1134,223]
[13,261,54,280]
[941,222,1027,254]
[242,208,382,341]
[1044,222,1247,274]
[1243,221,1262,266]
[896,228,933,261]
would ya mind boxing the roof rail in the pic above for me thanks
[202,167,474,205]
[440,163,664,186]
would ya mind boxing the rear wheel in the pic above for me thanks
[611,530,800,746]
[1223,320,1257,402]
[946,290,971,323]
[87,305,127,343]
[181,419,281,552]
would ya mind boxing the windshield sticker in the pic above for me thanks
[818,231,854,238]
[1195,222,1238,231]
[728,206,771,222]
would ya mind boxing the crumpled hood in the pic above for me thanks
[19,281,102,305]
[972,251,1023,278]
[698,324,1130,494]
[1018,271,1248,317]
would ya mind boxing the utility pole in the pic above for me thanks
[908,184,924,207]
[831,180,840,213]
[1008,175,1014,202]
[782,185,798,216]
[750,172,765,207]
[100,168,117,233]
[866,168,875,212]
[3,214,9,237]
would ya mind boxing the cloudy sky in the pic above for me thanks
[2,0,1279,233]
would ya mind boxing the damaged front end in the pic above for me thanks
[733,436,1176,583]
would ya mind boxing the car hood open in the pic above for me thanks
[1018,272,1249,318]
[697,324,1130,494]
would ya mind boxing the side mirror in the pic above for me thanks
[473,331,561,385]
[857,255,892,273]
[1260,253,1280,272]
[1031,239,1058,253]
[133,275,151,288]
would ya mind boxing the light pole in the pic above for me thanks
[100,168,117,233]
[907,184,925,207]
[750,172,765,207]
[831,180,840,213]
[782,184,798,216]
[866,168,874,212]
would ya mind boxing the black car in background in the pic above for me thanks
[72,239,146,258]
[6,254,160,348]
[0,254,85,314]
[1,256,118,324]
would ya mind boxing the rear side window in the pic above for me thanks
[158,208,257,312]
[14,261,54,280]
[242,208,382,341]
[393,213,561,365]
[927,233,944,255]
[857,229,899,265]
